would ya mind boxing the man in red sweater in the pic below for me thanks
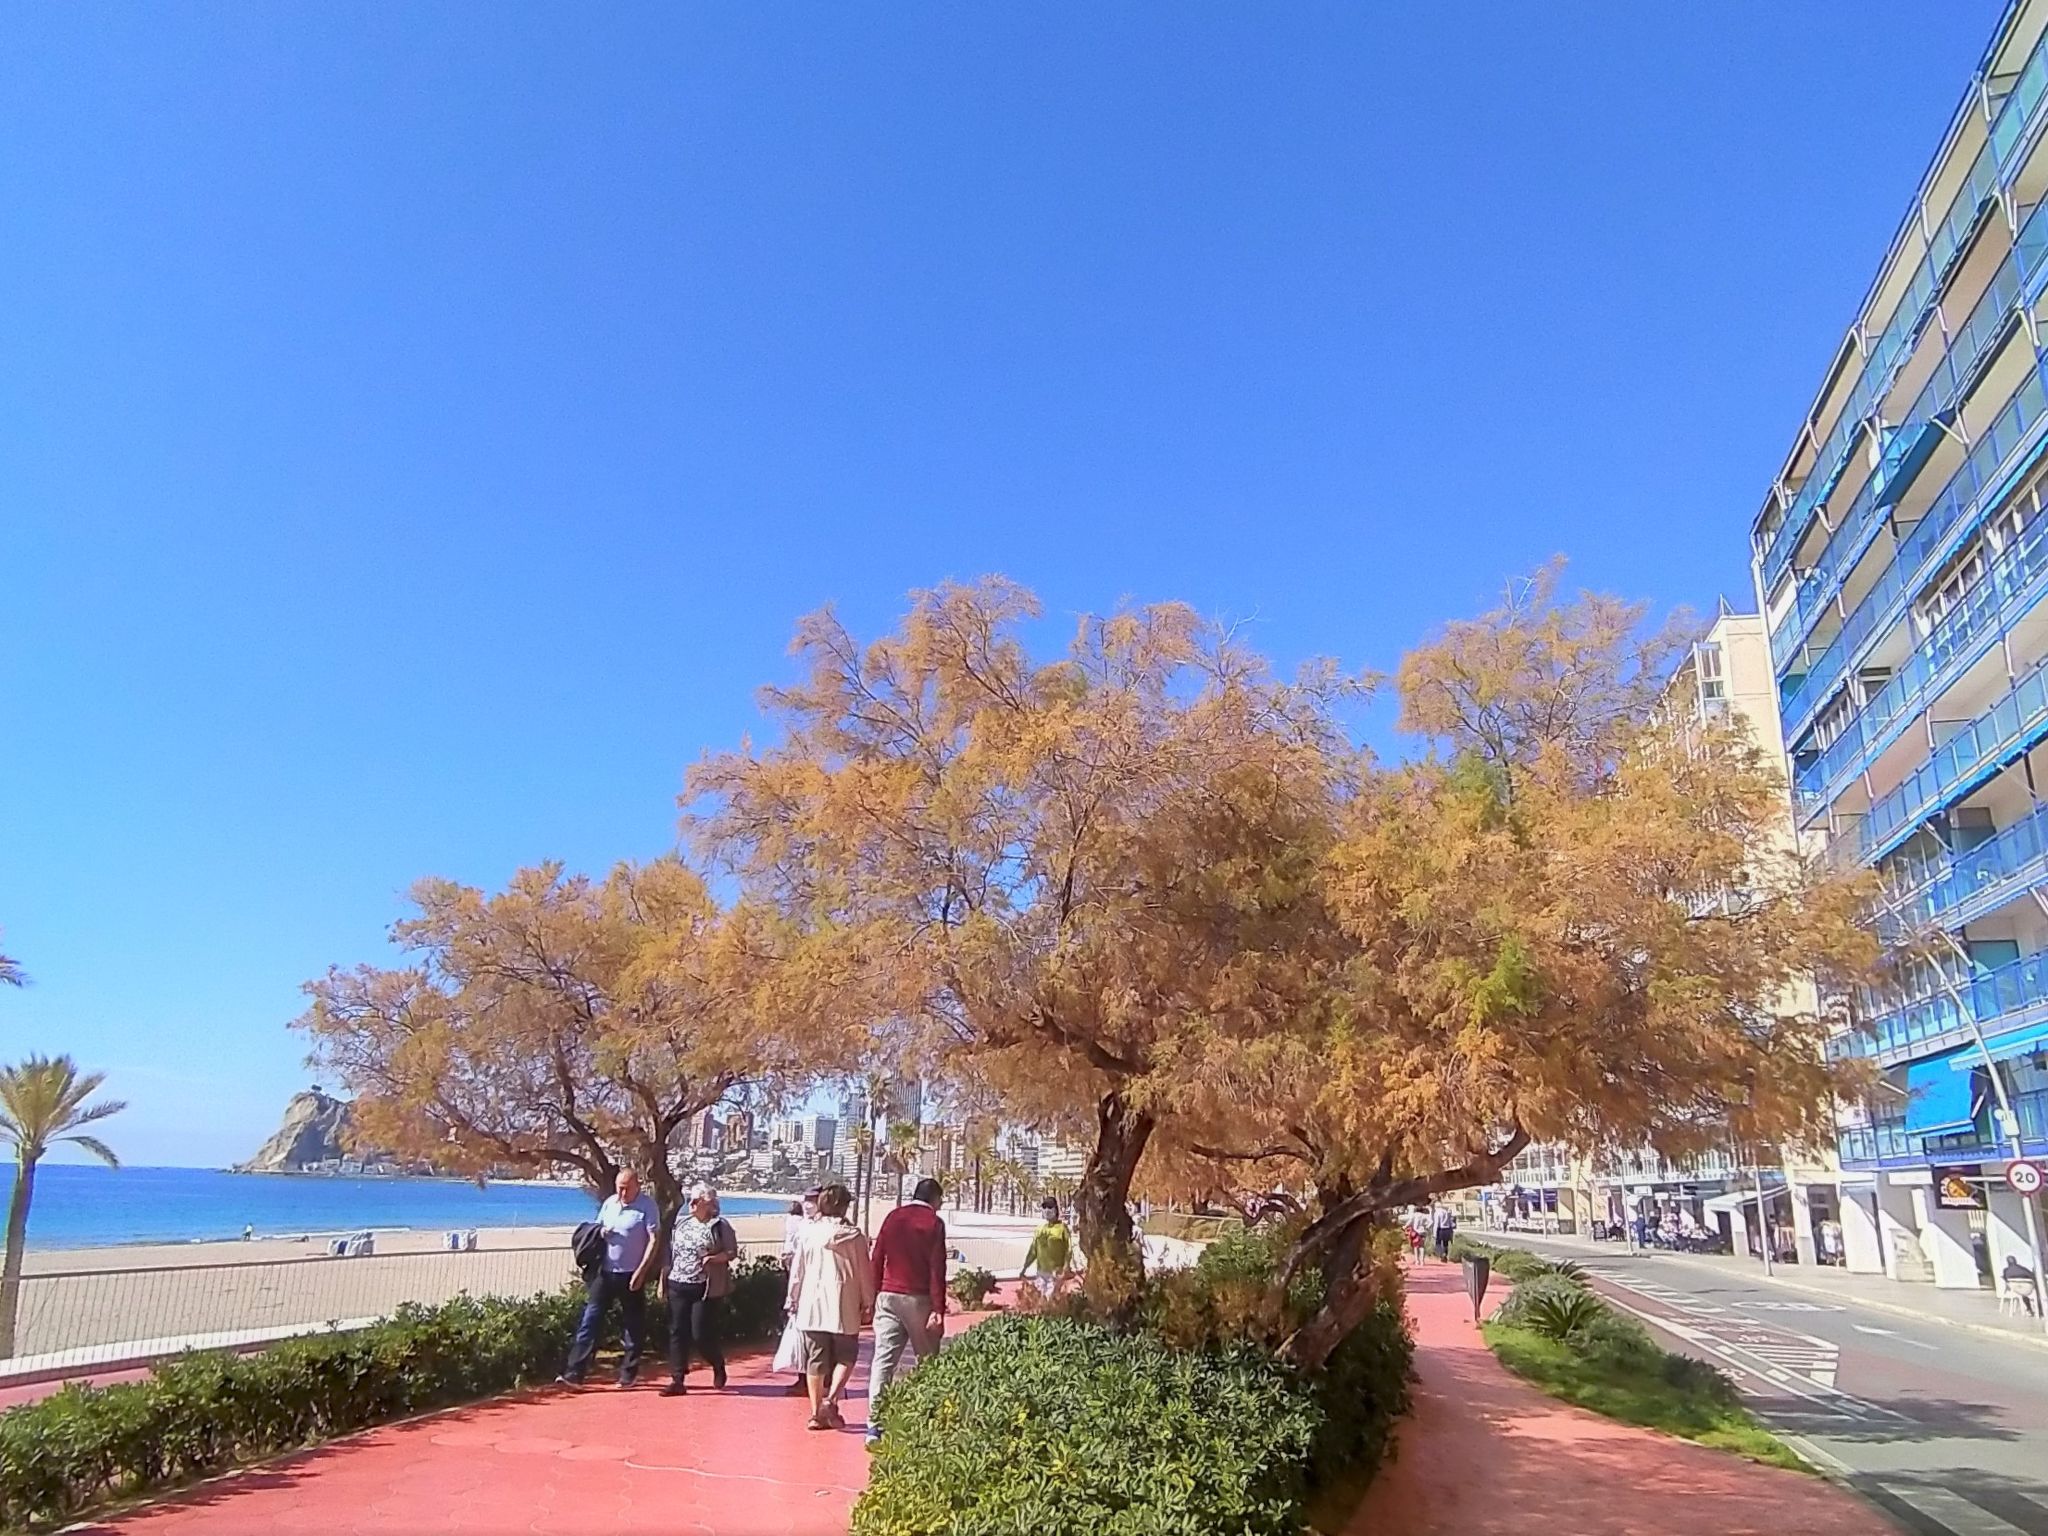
[865,1176,948,1445]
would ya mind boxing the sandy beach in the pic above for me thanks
[4,1208,1035,1371]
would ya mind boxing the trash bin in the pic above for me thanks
[1461,1254,1492,1323]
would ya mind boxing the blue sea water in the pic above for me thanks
[0,1165,788,1250]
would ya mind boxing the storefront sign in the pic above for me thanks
[1933,1164,1986,1210]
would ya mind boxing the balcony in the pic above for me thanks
[1993,19,2048,170]
[1884,796,2048,937]
[1783,359,2048,743]
[1838,1086,2048,1165]
[1761,142,2002,592]
[1792,509,2048,816]
[1836,946,2048,1064]
[1860,659,2048,862]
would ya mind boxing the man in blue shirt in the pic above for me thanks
[559,1167,661,1387]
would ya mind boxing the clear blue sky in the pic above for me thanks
[1,2,2005,1166]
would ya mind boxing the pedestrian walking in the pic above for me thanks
[559,1167,660,1388]
[661,1182,738,1396]
[779,1189,821,1394]
[1432,1203,1457,1262]
[1404,1209,1426,1264]
[1021,1197,1074,1299]
[866,1176,948,1445]
[785,1181,875,1431]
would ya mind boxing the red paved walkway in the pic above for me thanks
[1348,1263,1890,1536]
[82,1342,876,1536]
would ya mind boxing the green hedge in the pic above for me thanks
[854,1226,1411,1536]
[0,1255,791,1531]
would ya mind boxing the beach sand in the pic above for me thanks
[4,1209,1034,1370]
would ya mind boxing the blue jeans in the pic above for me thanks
[564,1269,647,1382]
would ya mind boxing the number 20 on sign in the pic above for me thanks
[2009,1161,2045,1196]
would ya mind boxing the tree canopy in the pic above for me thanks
[297,858,842,1220]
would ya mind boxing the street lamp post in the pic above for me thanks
[1928,936,2048,1337]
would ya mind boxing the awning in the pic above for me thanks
[1948,1019,2048,1069]
[1702,1188,1785,1215]
[1904,1049,1978,1137]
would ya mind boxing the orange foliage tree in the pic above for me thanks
[297,859,841,1223]
[687,578,1352,1263]
[1149,566,1876,1367]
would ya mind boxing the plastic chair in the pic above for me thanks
[1999,1277,2042,1317]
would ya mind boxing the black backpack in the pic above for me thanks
[570,1220,606,1278]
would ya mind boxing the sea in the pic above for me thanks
[0,1165,789,1250]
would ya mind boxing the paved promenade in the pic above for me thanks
[1348,1264,1887,1536]
[81,1344,875,1536]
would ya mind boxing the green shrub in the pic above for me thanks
[0,1262,795,1532]
[1659,1350,1741,1407]
[858,1220,1411,1536]
[947,1267,998,1311]
[1509,1283,1608,1342]
[1566,1307,1659,1371]
[1491,1273,1587,1329]
[854,1315,1322,1536]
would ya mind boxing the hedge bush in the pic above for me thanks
[0,1256,792,1531]
[855,1223,1411,1536]
[946,1267,998,1311]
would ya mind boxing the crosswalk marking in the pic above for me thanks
[1879,1483,2042,1536]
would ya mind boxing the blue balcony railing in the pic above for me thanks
[1884,797,2048,937]
[1861,661,2048,861]
[1837,945,2048,1062]
[1838,1088,2048,1166]
[1761,142,2002,591]
[1793,510,2048,815]
[1993,22,2048,169]
[1784,361,2048,742]
[1769,225,2035,676]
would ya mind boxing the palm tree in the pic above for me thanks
[0,930,24,989]
[0,1057,124,1357]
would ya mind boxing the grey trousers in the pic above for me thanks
[868,1291,940,1409]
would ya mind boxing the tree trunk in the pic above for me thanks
[1072,1090,1155,1269]
[0,1155,37,1360]
[1278,1207,1387,1371]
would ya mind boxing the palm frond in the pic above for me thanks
[62,1135,120,1169]
[63,1099,127,1129]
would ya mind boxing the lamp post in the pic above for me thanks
[1927,934,2047,1337]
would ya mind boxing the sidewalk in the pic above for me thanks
[1347,1265,1885,1536]
[1503,1229,2048,1348]
[79,1341,878,1535]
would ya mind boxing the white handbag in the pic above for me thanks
[771,1316,805,1375]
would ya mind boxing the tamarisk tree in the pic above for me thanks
[1154,566,1876,1369]
[688,578,1350,1264]
[298,859,831,1223]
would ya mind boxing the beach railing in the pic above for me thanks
[0,1239,779,1380]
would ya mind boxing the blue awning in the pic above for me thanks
[1949,1019,2048,1069]
[1904,1049,1978,1136]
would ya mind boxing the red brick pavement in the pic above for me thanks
[1347,1262,1893,1536]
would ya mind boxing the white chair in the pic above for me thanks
[1998,1276,2042,1317]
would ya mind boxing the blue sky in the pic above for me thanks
[0,2,2007,1166]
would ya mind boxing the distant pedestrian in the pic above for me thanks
[661,1183,738,1395]
[2003,1254,2041,1316]
[559,1167,660,1388]
[867,1177,948,1445]
[1022,1198,1074,1299]
[786,1182,875,1431]
[1404,1210,1426,1263]
[1432,1204,1456,1262]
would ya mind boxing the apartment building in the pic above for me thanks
[1495,615,1831,1262]
[1752,0,2048,1290]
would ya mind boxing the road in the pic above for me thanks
[1509,1236,2048,1536]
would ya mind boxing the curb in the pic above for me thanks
[1506,1233,2048,1353]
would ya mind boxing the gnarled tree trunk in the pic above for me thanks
[1072,1090,1155,1270]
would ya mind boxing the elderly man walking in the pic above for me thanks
[865,1176,948,1445]
[558,1167,660,1388]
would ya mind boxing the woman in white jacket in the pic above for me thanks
[785,1182,876,1430]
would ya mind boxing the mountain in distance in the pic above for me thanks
[237,1089,371,1173]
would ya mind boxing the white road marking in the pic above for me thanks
[1853,1324,1938,1350]
[1885,1483,2035,1536]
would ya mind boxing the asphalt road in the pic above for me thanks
[1509,1235,2048,1536]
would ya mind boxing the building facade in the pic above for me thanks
[1752,0,2048,1289]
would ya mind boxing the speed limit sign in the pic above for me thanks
[2010,1161,2046,1196]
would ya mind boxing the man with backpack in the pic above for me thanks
[559,1167,661,1388]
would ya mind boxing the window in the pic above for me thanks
[1697,642,1725,702]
